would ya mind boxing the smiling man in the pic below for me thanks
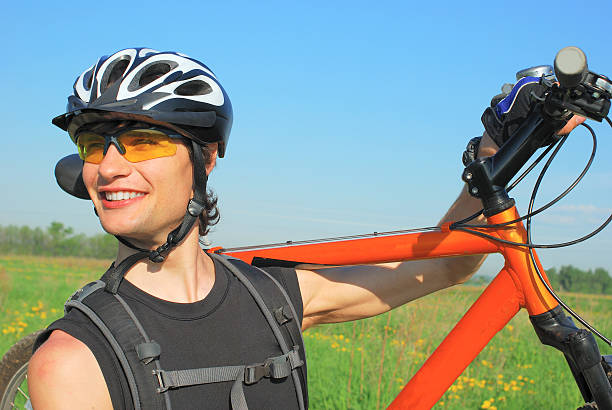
[26,48,580,409]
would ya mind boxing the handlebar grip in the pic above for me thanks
[554,46,588,88]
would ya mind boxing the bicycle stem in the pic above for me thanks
[463,104,564,217]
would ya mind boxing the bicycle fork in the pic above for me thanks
[531,306,612,409]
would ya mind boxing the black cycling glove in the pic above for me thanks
[481,77,549,148]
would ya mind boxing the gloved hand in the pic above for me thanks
[481,77,549,148]
[464,77,585,167]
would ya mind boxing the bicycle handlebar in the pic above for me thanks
[462,47,612,409]
[463,46,611,217]
[555,46,588,89]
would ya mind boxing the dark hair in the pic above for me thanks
[186,143,220,236]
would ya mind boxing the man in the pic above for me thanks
[28,48,582,409]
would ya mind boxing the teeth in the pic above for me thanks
[104,191,144,201]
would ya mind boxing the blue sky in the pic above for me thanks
[1,1,611,275]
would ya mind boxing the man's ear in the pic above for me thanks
[206,143,218,175]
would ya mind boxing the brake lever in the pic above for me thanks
[546,76,611,122]
[544,46,612,122]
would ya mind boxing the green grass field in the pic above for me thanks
[1,255,611,409]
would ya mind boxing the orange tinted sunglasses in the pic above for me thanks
[76,128,183,164]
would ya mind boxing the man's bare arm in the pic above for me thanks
[297,180,486,330]
[297,134,495,330]
[298,116,587,331]
[28,330,113,410]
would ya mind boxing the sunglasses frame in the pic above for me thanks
[76,127,185,164]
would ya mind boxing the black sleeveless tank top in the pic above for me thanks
[35,257,304,409]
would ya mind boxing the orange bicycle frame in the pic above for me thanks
[213,205,564,408]
[212,54,612,407]
[212,85,612,407]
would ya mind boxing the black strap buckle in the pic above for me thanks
[244,362,270,385]
[149,242,171,263]
[152,369,169,393]
[187,199,206,217]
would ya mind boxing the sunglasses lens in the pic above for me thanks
[121,130,178,162]
[77,132,105,164]
[76,129,179,164]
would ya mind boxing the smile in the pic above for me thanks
[104,191,145,201]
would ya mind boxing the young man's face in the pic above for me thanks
[82,132,195,247]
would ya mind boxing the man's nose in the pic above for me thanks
[98,144,131,180]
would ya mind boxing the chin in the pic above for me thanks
[99,216,145,239]
[100,216,181,248]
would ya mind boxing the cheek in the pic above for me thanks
[176,159,194,198]
[81,164,98,193]
[155,148,193,202]
[174,146,194,194]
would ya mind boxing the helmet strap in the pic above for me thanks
[104,139,208,294]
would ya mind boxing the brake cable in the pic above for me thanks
[452,122,612,249]
[453,123,598,230]
[450,139,564,228]
[218,226,442,253]
[526,152,612,346]
[452,118,612,345]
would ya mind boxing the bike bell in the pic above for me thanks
[515,65,555,81]
[492,65,556,106]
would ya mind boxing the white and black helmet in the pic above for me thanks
[53,47,233,157]
[53,48,231,279]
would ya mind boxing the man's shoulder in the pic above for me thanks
[28,330,113,409]
[30,330,93,374]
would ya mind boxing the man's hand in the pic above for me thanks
[477,132,500,158]
[557,115,586,135]
[482,77,587,151]
[478,114,586,159]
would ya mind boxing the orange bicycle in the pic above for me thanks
[210,46,612,409]
[1,46,611,409]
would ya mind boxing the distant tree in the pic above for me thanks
[0,222,117,259]
[88,234,117,259]
[545,265,611,295]
[546,267,559,289]
[593,268,612,294]
[465,275,491,286]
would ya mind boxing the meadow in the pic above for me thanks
[1,255,611,409]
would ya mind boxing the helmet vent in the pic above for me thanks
[139,62,174,87]
[103,58,131,91]
[85,71,93,90]
[174,80,212,96]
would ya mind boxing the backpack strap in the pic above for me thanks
[64,280,172,410]
[151,347,303,410]
[209,253,308,410]
[63,256,307,410]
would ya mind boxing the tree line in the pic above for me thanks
[546,265,612,295]
[467,265,612,295]
[0,222,116,259]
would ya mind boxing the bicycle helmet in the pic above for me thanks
[53,47,232,157]
[53,48,233,293]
